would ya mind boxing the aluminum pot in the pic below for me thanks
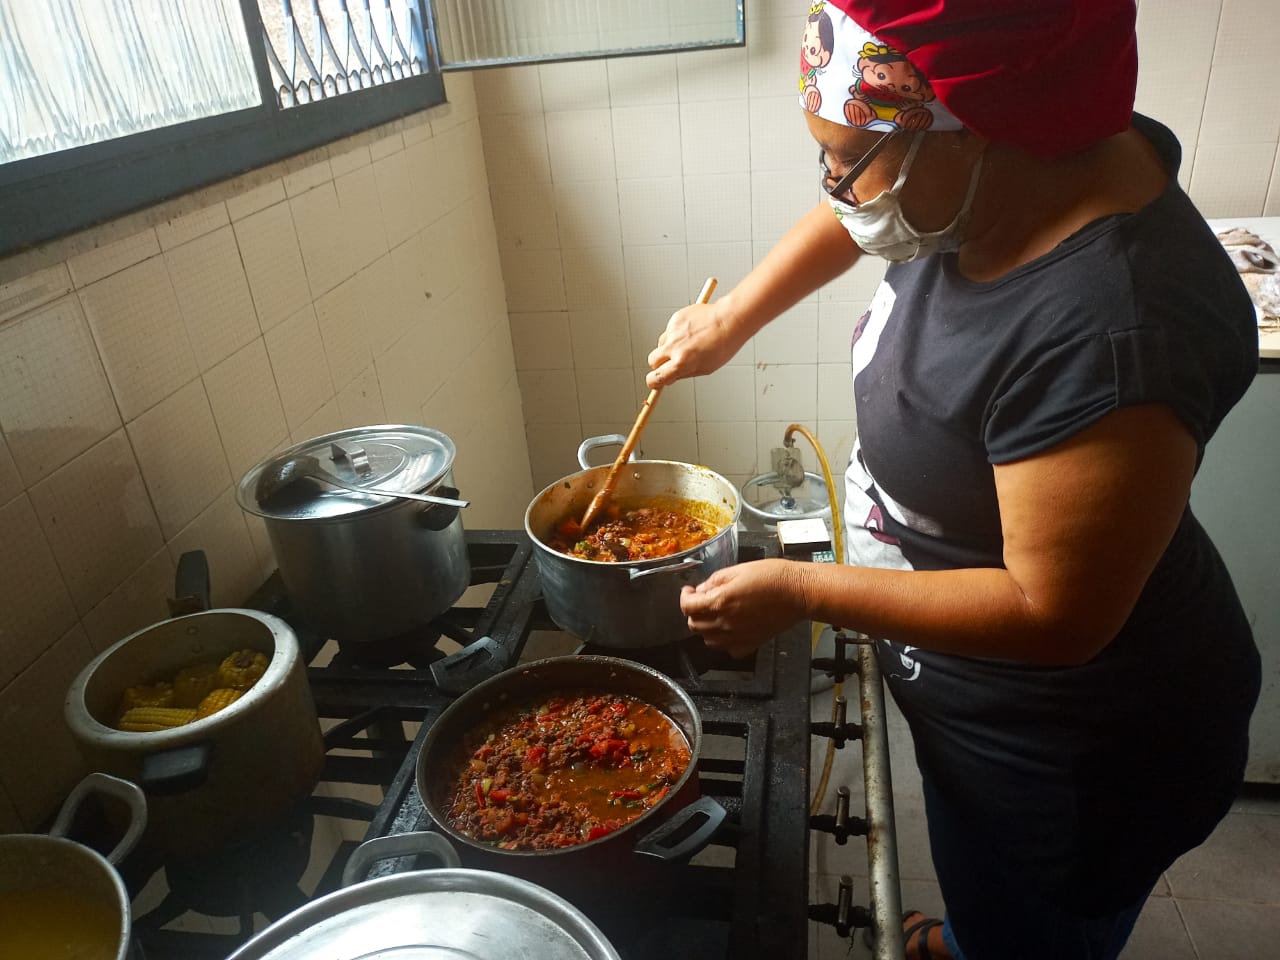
[525,435,740,647]
[227,831,621,960]
[64,608,324,861]
[0,773,146,960]
[416,655,726,915]
[237,425,470,645]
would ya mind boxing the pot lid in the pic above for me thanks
[225,869,620,960]
[237,425,456,520]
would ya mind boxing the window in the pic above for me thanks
[0,0,744,259]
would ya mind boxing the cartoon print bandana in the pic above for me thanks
[799,2,963,134]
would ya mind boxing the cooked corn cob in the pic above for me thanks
[195,687,243,720]
[118,706,197,732]
[172,659,220,708]
[217,649,269,690]
[119,681,174,712]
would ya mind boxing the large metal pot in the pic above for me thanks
[227,832,621,960]
[525,435,740,647]
[0,773,146,960]
[64,607,324,861]
[415,655,726,916]
[236,425,469,645]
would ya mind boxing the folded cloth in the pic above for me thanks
[1217,229,1280,322]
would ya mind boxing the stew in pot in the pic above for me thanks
[549,506,717,562]
[444,690,691,850]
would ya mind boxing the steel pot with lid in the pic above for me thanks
[237,424,470,645]
[226,831,621,960]
[740,469,833,534]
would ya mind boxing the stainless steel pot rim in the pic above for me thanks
[226,867,621,960]
[65,608,295,741]
[418,655,703,857]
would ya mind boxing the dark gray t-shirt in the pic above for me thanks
[845,114,1261,911]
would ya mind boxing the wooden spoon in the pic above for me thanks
[579,277,718,531]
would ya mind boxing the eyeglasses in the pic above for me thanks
[818,131,895,206]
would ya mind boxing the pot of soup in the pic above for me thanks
[0,773,147,960]
[415,656,725,916]
[525,435,740,648]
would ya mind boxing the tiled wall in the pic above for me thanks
[478,0,1280,499]
[0,71,534,830]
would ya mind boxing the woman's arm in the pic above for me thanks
[647,203,861,387]
[682,403,1198,665]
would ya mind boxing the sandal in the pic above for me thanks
[902,910,952,960]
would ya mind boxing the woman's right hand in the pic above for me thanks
[645,299,747,390]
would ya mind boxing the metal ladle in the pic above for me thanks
[255,453,470,509]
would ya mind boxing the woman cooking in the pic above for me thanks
[646,2,1262,958]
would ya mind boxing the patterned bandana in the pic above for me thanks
[799,2,963,134]
[801,0,1139,157]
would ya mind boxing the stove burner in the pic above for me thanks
[574,633,752,684]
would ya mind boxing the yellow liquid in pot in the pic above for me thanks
[0,888,120,960]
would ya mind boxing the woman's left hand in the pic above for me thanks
[681,559,807,659]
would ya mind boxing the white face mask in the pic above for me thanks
[828,133,984,263]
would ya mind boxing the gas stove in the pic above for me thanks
[122,530,903,959]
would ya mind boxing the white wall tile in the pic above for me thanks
[265,305,336,432]
[623,244,691,309]
[526,422,588,491]
[751,170,818,241]
[684,174,752,243]
[627,307,672,369]
[817,419,858,479]
[698,420,759,476]
[480,114,553,186]
[617,177,687,247]
[0,434,20,505]
[695,364,756,421]
[633,367,694,423]
[291,397,344,445]
[328,140,372,178]
[167,489,259,609]
[433,70,479,133]
[754,301,818,365]
[576,367,637,423]
[336,365,386,428]
[0,263,73,326]
[314,273,374,391]
[492,181,561,250]
[756,362,817,422]
[746,9,799,100]
[372,149,419,250]
[335,165,391,275]
[749,95,812,173]
[233,201,312,331]
[1188,141,1278,217]
[0,296,120,484]
[817,362,856,422]
[67,228,160,287]
[638,420,699,464]
[80,548,174,654]
[473,65,544,117]
[517,369,580,424]
[680,99,751,176]
[608,54,679,107]
[203,339,289,481]
[502,248,566,312]
[676,46,749,104]
[511,312,573,370]
[290,182,351,298]
[569,309,633,369]
[1266,147,1280,217]
[281,151,333,197]
[375,326,431,423]
[819,254,887,304]
[28,430,162,615]
[0,495,77,687]
[357,253,411,359]
[562,246,628,310]
[80,256,198,421]
[545,110,616,183]
[613,105,684,179]
[818,299,867,360]
[554,179,623,249]
[127,379,231,540]
[404,137,449,231]
[687,242,752,300]
[166,226,260,372]
[226,179,287,222]
[539,60,611,112]
[154,201,230,252]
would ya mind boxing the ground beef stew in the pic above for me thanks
[549,506,718,562]
[444,690,692,850]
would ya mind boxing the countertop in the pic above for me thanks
[1207,216,1280,361]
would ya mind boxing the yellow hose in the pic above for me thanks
[782,424,846,817]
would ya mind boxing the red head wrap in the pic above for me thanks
[827,0,1138,157]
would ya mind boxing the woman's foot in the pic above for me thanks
[903,910,954,960]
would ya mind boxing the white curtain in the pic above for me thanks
[434,0,742,67]
[0,0,260,164]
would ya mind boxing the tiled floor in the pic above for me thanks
[806,678,1280,959]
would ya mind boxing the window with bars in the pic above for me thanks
[0,0,743,258]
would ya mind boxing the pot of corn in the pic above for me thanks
[64,593,324,862]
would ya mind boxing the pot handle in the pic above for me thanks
[418,485,465,532]
[577,434,639,471]
[140,741,214,796]
[167,550,210,617]
[341,831,461,887]
[49,772,149,866]
[628,557,702,581]
[632,794,727,862]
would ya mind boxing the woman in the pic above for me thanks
[647,3,1261,958]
